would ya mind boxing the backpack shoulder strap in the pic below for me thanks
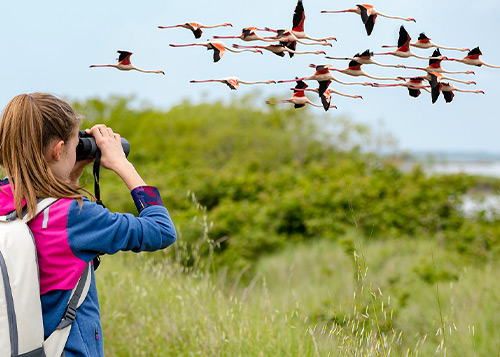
[22,198,59,223]
[43,262,92,357]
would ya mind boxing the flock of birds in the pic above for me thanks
[89,2,498,110]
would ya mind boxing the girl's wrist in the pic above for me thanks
[113,161,146,191]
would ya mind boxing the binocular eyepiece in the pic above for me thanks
[76,130,130,161]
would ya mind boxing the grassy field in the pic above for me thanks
[96,236,500,356]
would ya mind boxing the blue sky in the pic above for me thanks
[1,0,499,153]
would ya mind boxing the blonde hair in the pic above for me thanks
[0,93,85,219]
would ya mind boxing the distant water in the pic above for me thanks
[427,161,500,178]
[403,153,500,217]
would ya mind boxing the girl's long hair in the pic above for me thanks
[0,93,86,219]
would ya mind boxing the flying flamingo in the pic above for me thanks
[190,77,276,90]
[263,28,333,47]
[440,82,485,103]
[291,0,337,42]
[266,79,336,110]
[278,65,372,96]
[308,62,403,81]
[425,72,479,103]
[169,40,263,63]
[382,32,469,52]
[446,47,500,68]
[321,5,415,36]
[326,49,405,68]
[373,77,431,98]
[158,22,232,39]
[398,71,476,86]
[213,27,277,42]
[374,26,442,60]
[263,28,333,58]
[293,86,362,111]
[404,49,475,75]
[89,51,164,75]
[233,44,325,57]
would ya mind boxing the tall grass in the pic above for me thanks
[96,197,500,356]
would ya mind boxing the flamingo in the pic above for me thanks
[278,65,372,96]
[190,77,276,90]
[169,40,263,63]
[295,87,362,99]
[233,44,325,57]
[440,82,485,103]
[382,32,469,52]
[266,79,336,110]
[264,28,333,47]
[398,71,476,86]
[213,27,277,42]
[89,51,164,75]
[425,72,479,103]
[326,49,405,68]
[293,87,362,111]
[446,47,500,68]
[373,77,431,98]
[263,28,332,58]
[309,62,403,81]
[291,0,336,42]
[374,26,442,60]
[404,49,475,75]
[321,5,415,36]
[158,22,232,39]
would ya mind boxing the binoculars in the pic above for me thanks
[76,130,130,161]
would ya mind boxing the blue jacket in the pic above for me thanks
[0,182,177,356]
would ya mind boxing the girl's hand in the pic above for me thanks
[86,124,128,172]
[86,124,146,190]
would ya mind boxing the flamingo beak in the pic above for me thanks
[468,71,475,75]
[258,50,263,54]
[471,81,476,85]
[320,51,326,55]
[480,91,485,94]
[161,71,165,75]
[226,23,233,27]
[410,18,416,22]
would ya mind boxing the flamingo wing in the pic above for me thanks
[430,73,441,103]
[397,26,411,50]
[348,59,362,70]
[357,5,369,23]
[318,80,331,97]
[292,0,306,32]
[208,42,225,62]
[117,51,132,65]
[223,79,239,90]
[417,32,430,43]
[428,48,442,66]
[357,49,373,59]
[186,23,202,39]
[442,89,454,103]
[364,14,377,36]
[294,78,308,92]
[285,40,297,58]
[408,88,421,98]
[320,91,332,111]
[466,46,482,60]
[242,28,253,39]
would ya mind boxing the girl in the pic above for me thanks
[0,93,177,356]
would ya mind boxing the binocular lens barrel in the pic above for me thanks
[76,130,130,161]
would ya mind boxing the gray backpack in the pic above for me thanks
[0,198,91,357]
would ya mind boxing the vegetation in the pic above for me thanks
[70,95,500,355]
